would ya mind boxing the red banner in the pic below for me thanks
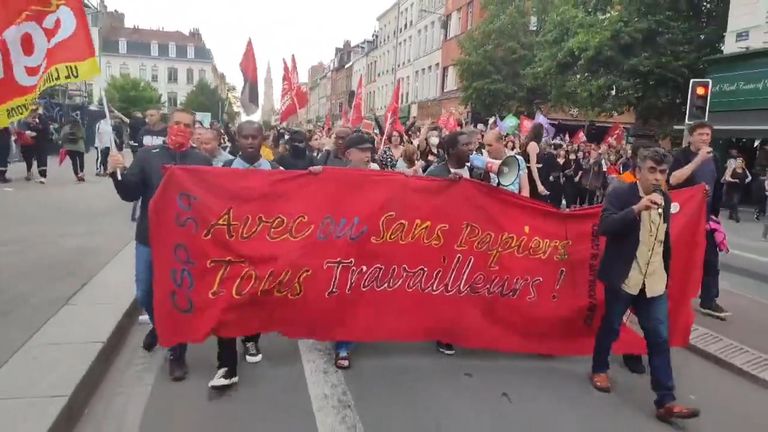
[0,0,99,127]
[150,168,705,355]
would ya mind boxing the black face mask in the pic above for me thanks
[289,143,307,159]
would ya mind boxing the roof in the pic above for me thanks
[705,47,768,63]
[102,27,204,46]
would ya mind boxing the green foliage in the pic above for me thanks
[456,0,539,116]
[182,79,227,121]
[104,76,162,116]
[456,0,729,126]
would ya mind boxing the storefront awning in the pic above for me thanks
[673,110,768,138]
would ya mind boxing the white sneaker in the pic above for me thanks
[137,314,151,325]
[208,368,238,389]
[243,341,262,364]
[35,178,46,184]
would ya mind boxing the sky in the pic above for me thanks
[104,0,395,115]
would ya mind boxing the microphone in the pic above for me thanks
[652,185,664,215]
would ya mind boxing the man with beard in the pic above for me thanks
[317,127,352,167]
[275,129,318,170]
[107,108,211,382]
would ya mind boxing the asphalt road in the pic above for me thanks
[0,153,134,367]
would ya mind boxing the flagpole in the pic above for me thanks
[102,96,121,180]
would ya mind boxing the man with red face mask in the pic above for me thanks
[107,108,211,382]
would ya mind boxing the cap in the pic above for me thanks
[343,133,374,152]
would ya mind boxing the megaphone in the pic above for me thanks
[469,154,521,187]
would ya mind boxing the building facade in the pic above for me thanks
[723,0,768,53]
[409,0,446,121]
[374,2,400,115]
[91,1,224,112]
[440,0,484,112]
[307,62,328,124]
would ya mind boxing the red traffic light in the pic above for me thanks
[695,85,709,97]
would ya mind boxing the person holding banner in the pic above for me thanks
[107,108,211,382]
[317,127,352,167]
[483,129,529,196]
[590,147,700,422]
[209,121,279,389]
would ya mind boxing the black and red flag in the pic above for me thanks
[239,38,259,116]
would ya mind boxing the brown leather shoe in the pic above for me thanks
[590,373,611,393]
[656,403,700,422]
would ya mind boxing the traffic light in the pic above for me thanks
[685,79,712,123]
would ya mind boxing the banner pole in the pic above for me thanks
[102,96,121,180]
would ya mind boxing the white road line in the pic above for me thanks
[298,340,364,432]
[729,249,768,263]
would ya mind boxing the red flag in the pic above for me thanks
[572,129,587,144]
[341,105,350,127]
[290,54,309,111]
[602,123,625,148]
[239,39,259,116]
[279,59,297,123]
[349,76,364,127]
[519,116,534,138]
[383,81,404,138]
[1,0,99,127]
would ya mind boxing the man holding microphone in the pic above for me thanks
[590,146,700,422]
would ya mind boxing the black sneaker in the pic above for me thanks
[142,327,158,352]
[755,210,761,222]
[622,354,646,374]
[0,176,10,184]
[436,341,456,356]
[243,341,262,364]
[699,302,732,318]
[168,355,189,382]
[208,368,239,389]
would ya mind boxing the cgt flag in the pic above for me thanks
[239,39,259,116]
[0,0,100,127]
[279,59,296,123]
[349,75,364,128]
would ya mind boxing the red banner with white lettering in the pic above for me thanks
[150,167,705,355]
[0,0,99,127]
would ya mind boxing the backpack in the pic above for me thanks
[64,128,79,145]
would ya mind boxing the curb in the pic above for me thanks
[0,242,136,432]
[50,301,138,432]
[685,325,768,390]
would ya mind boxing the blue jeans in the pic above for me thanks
[700,230,720,307]
[135,243,186,358]
[592,287,675,409]
[335,342,354,355]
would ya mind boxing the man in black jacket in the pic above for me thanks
[275,129,318,170]
[590,147,699,422]
[108,108,211,382]
[668,121,729,319]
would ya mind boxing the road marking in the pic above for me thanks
[729,249,768,263]
[298,340,364,432]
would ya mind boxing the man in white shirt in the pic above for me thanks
[94,118,113,176]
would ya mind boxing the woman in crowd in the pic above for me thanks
[563,149,583,208]
[723,157,752,223]
[60,117,86,182]
[379,130,405,170]
[521,123,549,202]
[17,112,48,184]
[418,126,442,173]
[395,143,424,176]
[548,148,567,208]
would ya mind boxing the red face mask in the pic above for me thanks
[166,124,193,152]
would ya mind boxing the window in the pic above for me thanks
[407,36,412,62]
[167,92,178,108]
[434,63,440,95]
[427,66,433,97]
[186,67,194,84]
[139,64,147,80]
[428,23,434,51]
[169,42,176,58]
[467,1,474,30]
[442,65,457,92]
[105,62,112,76]
[417,30,422,56]
[167,66,178,84]
[151,40,158,56]
[421,68,426,98]
[405,76,410,104]
[118,38,127,54]
[199,69,206,81]
[448,9,461,38]
[151,65,158,83]
[400,78,404,105]
[187,44,195,59]
[119,63,129,77]
[414,70,419,100]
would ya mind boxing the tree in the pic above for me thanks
[532,0,728,127]
[104,76,162,115]
[456,0,540,116]
[182,79,227,122]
